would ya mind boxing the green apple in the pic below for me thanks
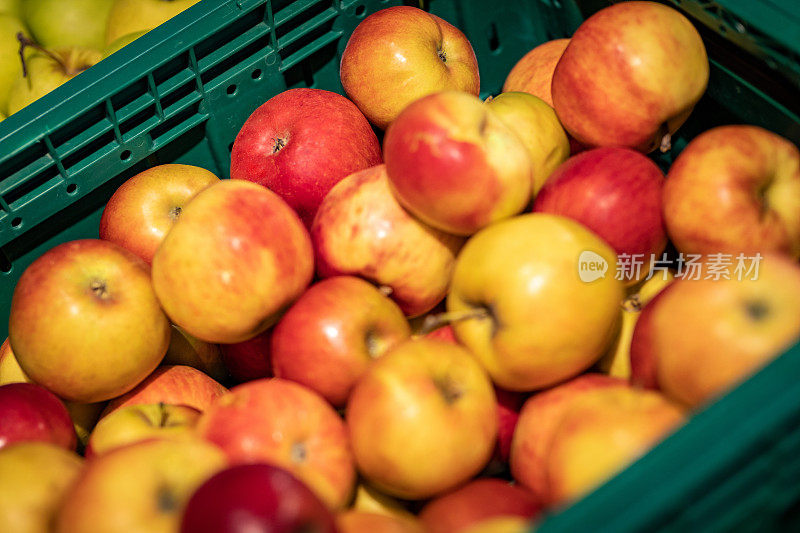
[7,44,102,115]
[0,0,21,17]
[106,0,200,46]
[0,14,27,115]
[102,29,148,58]
[23,0,114,50]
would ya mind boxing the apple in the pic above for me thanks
[502,39,570,107]
[494,387,526,464]
[0,443,84,533]
[151,180,314,344]
[447,213,624,391]
[347,337,497,500]
[383,91,533,236]
[99,163,220,265]
[419,478,541,533]
[486,92,570,194]
[86,403,201,457]
[424,324,458,343]
[7,38,102,115]
[662,125,800,258]
[271,276,411,407]
[101,365,228,417]
[551,1,708,152]
[337,511,424,533]
[462,517,533,533]
[220,330,272,384]
[0,0,21,17]
[0,14,27,115]
[102,29,148,58]
[163,325,227,383]
[532,147,667,284]
[105,0,200,46]
[55,438,227,533]
[339,5,479,129]
[631,253,800,408]
[352,482,415,521]
[9,239,171,403]
[510,374,627,502]
[0,383,76,450]
[230,88,382,227]
[181,463,337,533]
[311,164,463,317]
[0,337,28,384]
[196,378,356,510]
[544,386,685,507]
[23,0,114,50]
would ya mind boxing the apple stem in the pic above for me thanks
[622,294,642,313]
[659,131,672,153]
[419,307,490,335]
[17,32,65,79]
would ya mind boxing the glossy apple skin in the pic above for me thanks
[220,330,273,383]
[347,338,497,500]
[0,383,76,451]
[551,1,708,152]
[99,164,219,264]
[533,147,667,281]
[312,165,463,317]
[196,378,356,510]
[663,125,800,258]
[448,214,624,391]
[9,239,171,403]
[230,88,381,228]
[630,254,800,408]
[181,463,337,533]
[152,180,314,344]
[502,38,570,107]
[337,511,425,533]
[510,374,626,502]
[55,438,227,533]
[271,276,412,407]
[101,365,228,418]
[544,387,685,507]
[340,5,479,129]
[86,403,202,458]
[0,442,84,533]
[419,478,541,533]
[384,91,532,236]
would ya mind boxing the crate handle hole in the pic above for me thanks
[11,217,22,229]
[227,84,238,96]
[0,251,11,273]
[120,150,132,161]
[487,22,501,53]
[355,5,366,17]
[228,142,234,152]
[251,69,262,80]
[66,183,77,195]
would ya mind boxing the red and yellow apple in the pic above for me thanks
[503,39,570,106]
[337,511,425,533]
[0,382,76,451]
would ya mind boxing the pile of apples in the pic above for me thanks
[2,2,800,533]
[0,0,199,121]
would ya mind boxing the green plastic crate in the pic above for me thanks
[0,0,798,530]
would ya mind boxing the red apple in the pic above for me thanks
[533,147,667,283]
[102,365,228,418]
[181,463,337,533]
[99,163,220,264]
[196,378,356,510]
[347,338,497,500]
[424,324,457,343]
[230,88,382,227]
[551,1,708,152]
[662,125,800,258]
[151,180,314,344]
[494,387,526,464]
[419,478,542,533]
[340,5,479,129]
[383,91,533,236]
[510,374,626,502]
[220,330,273,384]
[337,511,425,533]
[9,239,171,403]
[311,164,463,317]
[271,276,412,407]
[0,383,76,451]
[502,38,570,107]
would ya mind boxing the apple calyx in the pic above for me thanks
[272,136,288,154]
[434,375,463,405]
[89,279,111,301]
[622,295,642,313]
[364,329,383,359]
[745,299,769,321]
[156,484,179,512]
[419,307,491,336]
[437,48,447,63]
[291,441,308,463]
[168,206,182,221]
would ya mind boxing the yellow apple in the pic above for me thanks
[0,13,28,115]
[105,0,199,46]
[448,213,624,391]
[55,438,226,533]
[0,0,22,17]
[337,511,425,533]
[23,0,114,50]
[86,403,201,457]
[102,29,148,58]
[352,482,415,521]
[487,91,570,194]
[0,442,84,533]
[463,517,533,533]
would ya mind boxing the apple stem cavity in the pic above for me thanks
[290,442,308,463]
[437,48,447,63]
[622,294,642,313]
[89,279,111,301]
[745,300,769,321]
[168,206,182,221]
[156,485,179,513]
[364,329,382,359]
[434,375,463,405]
[419,307,491,335]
